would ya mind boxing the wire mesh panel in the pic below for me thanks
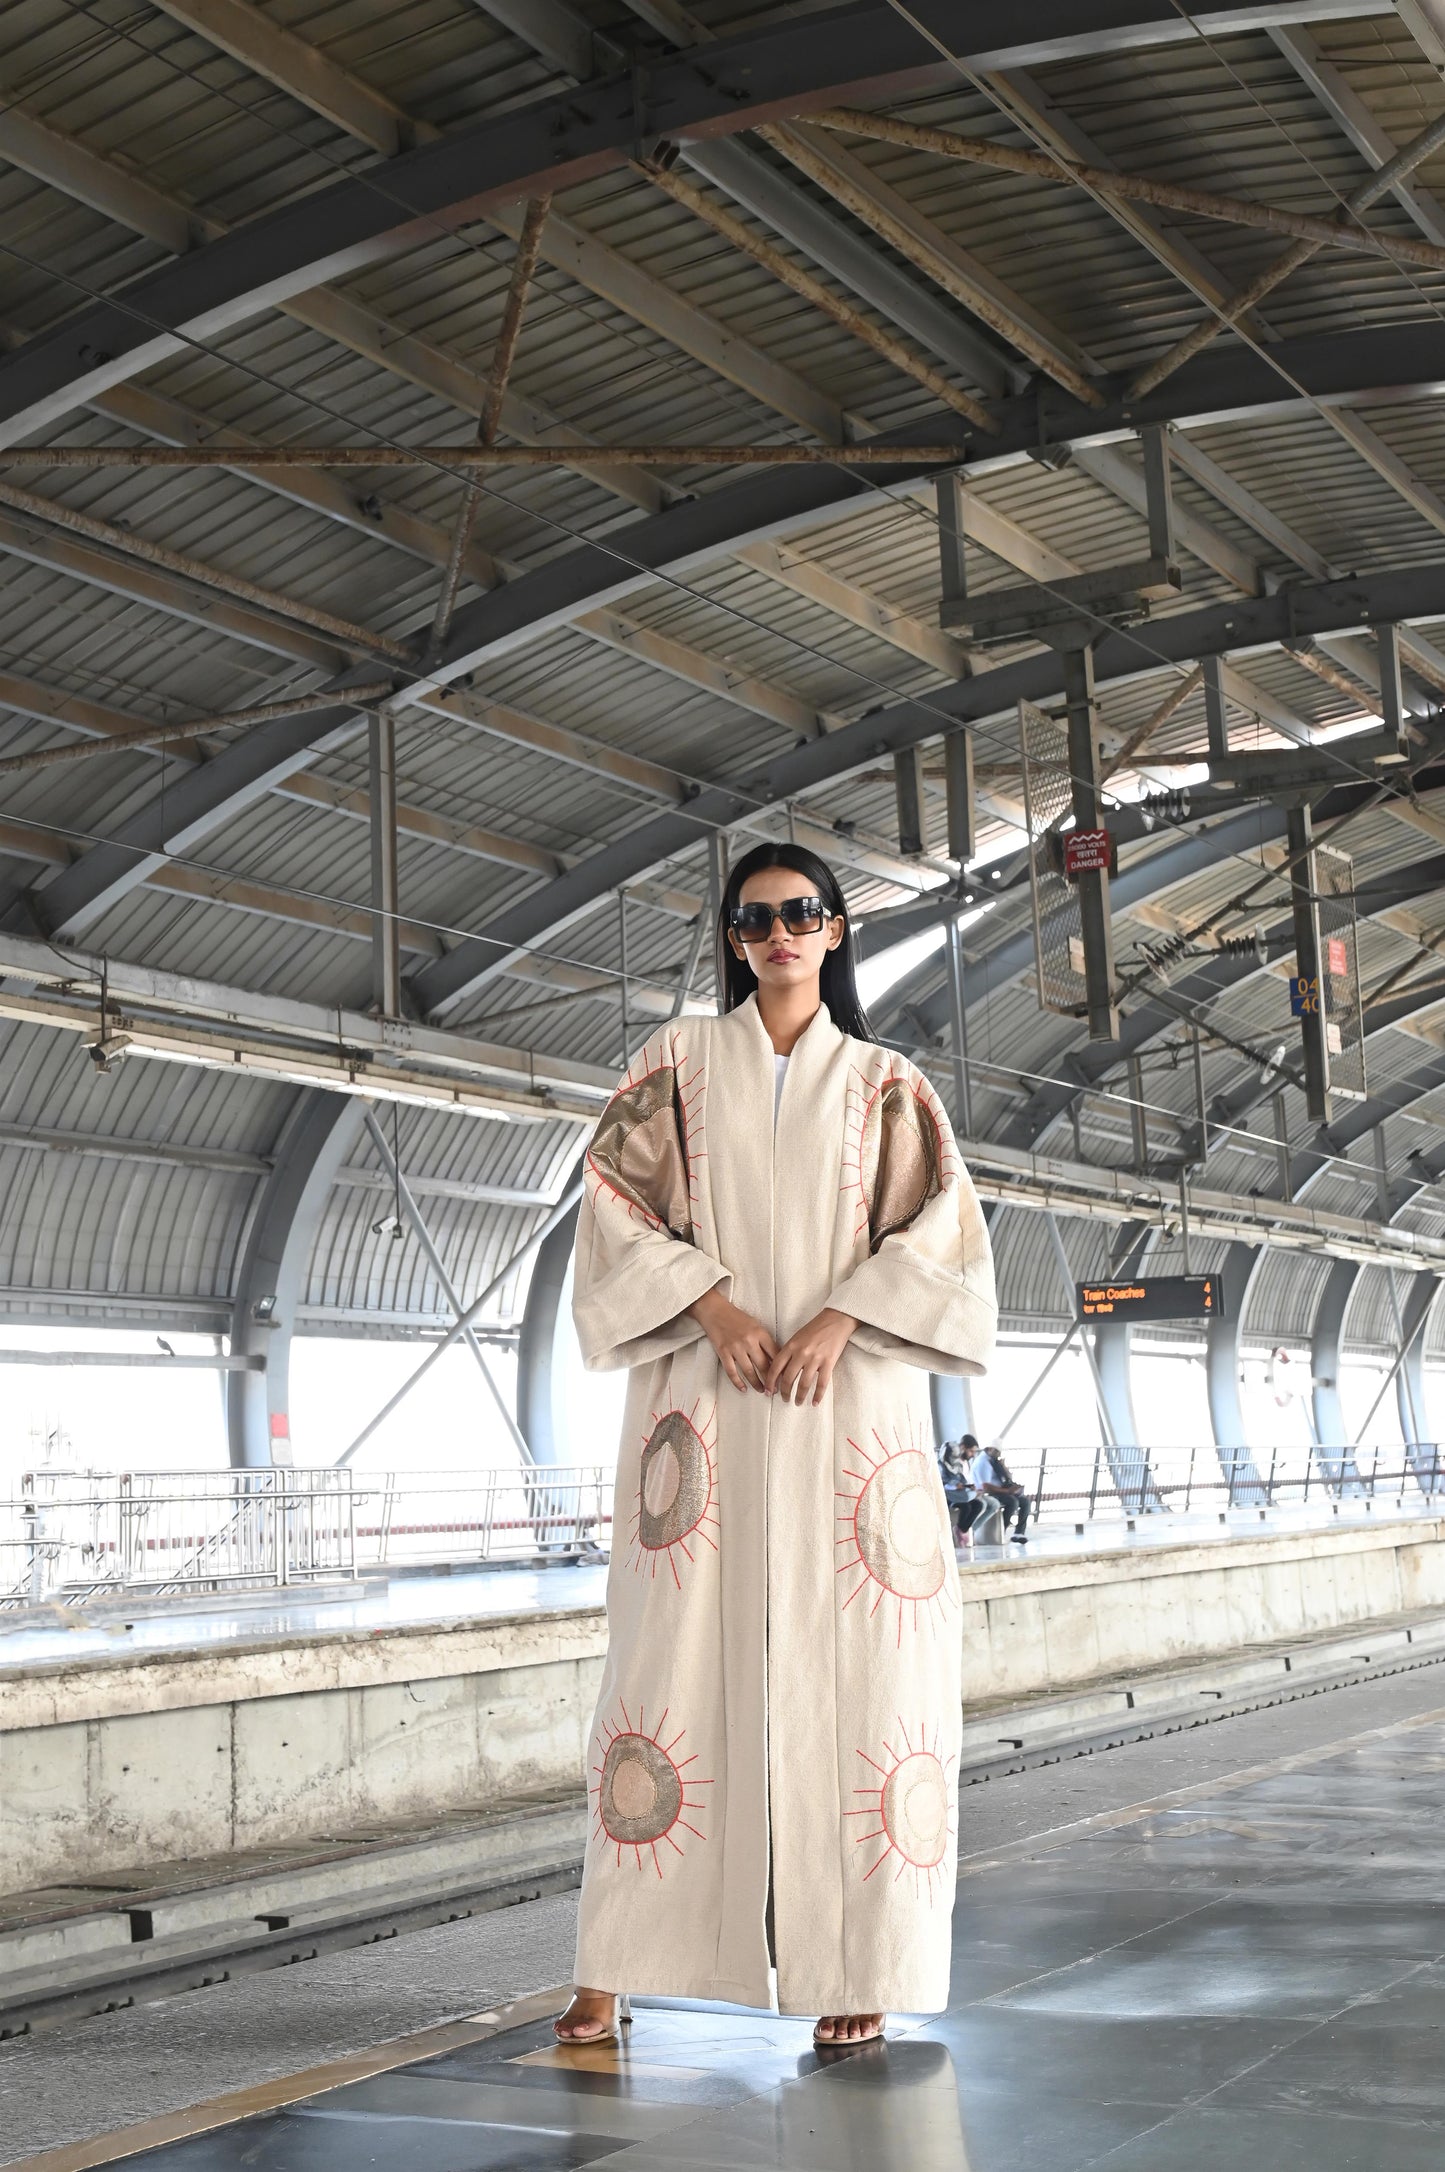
[1017,698,1088,1017]
[1316,844,1365,1101]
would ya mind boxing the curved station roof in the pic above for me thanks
[1,0,1443,1388]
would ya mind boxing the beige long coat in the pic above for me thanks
[571,994,996,2015]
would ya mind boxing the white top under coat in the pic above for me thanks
[773,1052,788,1127]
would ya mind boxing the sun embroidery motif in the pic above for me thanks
[847,1719,956,1902]
[628,1399,718,1588]
[591,1703,712,1877]
[837,1424,958,1645]
[586,1029,707,1238]
[841,1057,955,1251]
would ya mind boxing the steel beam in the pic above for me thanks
[1272,25,1445,249]
[227,1093,367,1466]
[1395,1274,1442,1481]
[472,0,597,82]
[0,10,960,446]
[682,135,1016,400]
[515,1180,585,1465]
[26,693,378,941]
[1062,643,1119,1043]
[1071,445,1262,598]
[408,555,1445,1017]
[145,0,414,154]
[981,851,1445,1158]
[1204,1245,1264,1494]
[368,712,402,1018]
[361,1107,532,1460]
[735,538,968,679]
[1311,1259,1364,1487]
[1286,803,1332,1124]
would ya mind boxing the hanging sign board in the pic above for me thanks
[1325,936,1348,978]
[1289,974,1318,1016]
[1063,827,1112,874]
[1077,1275,1225,1321]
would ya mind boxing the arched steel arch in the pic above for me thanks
[1205,1042,1445,1492]
[408,570,1445,1018]
[0,2,1417,448]
[0,7,957,447]
[24,400,1445,955]
[227,1091,368,1466]
[515,1186,584,1468]
[1311,1128,1445,1486]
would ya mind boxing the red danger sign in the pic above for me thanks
[1063,828,1112,874]
[1325,936,1348,977]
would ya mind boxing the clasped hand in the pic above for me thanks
[688,1289,857,1405]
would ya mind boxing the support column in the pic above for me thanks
[1045,1214,1155,1503]
[1061,643,1118,1042]
[944,912,972,1139]
[1374,621,1410,761]
[944,730,976,868]
[1205,1243,1266,1500]
[1201,652,1228,759]
[1394,1273,1441,1489]
[929,1371,974,1448]
[894,744,926,858]
[1310,1260,1364,1492]
[1286,803,1331,1124]
[227,1091,367,1466]
[516,1188,584,1467]
[369,710,401,1019]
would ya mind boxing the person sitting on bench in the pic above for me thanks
[938,1435,987,1545]
[966,1439,1033,1543]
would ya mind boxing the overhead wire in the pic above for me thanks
[0,0,1423,825]
[0,2,1441,1015]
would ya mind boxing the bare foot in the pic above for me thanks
[814,2011,884,2044]
[554,1986,622,2042]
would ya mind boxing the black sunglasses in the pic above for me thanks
[728,895,829,942]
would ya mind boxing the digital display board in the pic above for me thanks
[1077,1275,1225,1322]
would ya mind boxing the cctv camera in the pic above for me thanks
[86,1033,132,1074]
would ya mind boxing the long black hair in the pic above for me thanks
[716,841,875,1042]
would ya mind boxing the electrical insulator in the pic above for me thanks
[1139,787,1192,829]
[1140,931,1189,977]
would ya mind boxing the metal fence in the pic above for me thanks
[987,1441,1443,1523]
[0,1463,613,1608]
[3,1445,1438,1609]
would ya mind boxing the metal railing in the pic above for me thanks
[3,1445,1437,1609]
[983,1441,1443,1524]
[0,1463,612,1608]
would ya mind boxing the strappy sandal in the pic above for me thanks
[553,1991,632,2044]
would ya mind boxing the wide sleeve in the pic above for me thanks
[571,1027,731,1373]
[827,1061,996,1376]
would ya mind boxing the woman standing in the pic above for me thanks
[555,843,996,2047]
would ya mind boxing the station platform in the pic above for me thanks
[6,1663,1444,2172]
[4,1495,1439,1676]
[4,1506,1443,1916]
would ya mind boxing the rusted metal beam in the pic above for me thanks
[757,119,1104,408]
[634,157,999,433]
[1104,665,1203,779]
[3,443,968,468]
[0,478,409,663]
[814,106,1445,278]
[429,194,551,651]
[1129,105,1445,397]
[0,687,392,777]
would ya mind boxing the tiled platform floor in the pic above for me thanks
[38,1703,1445,2172]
